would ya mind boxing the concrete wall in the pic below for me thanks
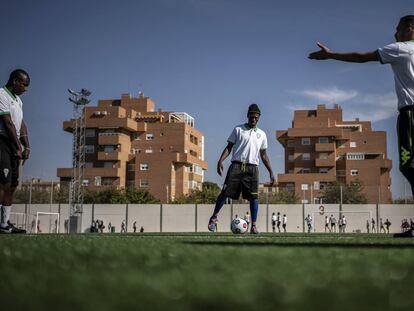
[10,203,414,234]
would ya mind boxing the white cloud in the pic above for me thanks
[290,87,398,122]
[301,87,358,102]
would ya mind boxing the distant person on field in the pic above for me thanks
[330,215,336,233]
[380,218,386,233]
[305,214,312,233]
[207,104,275,234]
[0,69,30,234]
[271,212,276,233]
[140,226,144,233]
[366,220,370,233]
[338,216,343,233]
[133,221,137,233]
[121,220,126,233]
[341,215,347,233]
[371,218,376,233]
[325,215,330,233]
[276,212,281,232]
[108,222,112,233]
[282,214,287,233]
[385,218,392,234]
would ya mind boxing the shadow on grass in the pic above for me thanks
[183,241,414,249]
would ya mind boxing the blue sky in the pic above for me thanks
[1,0,412,198]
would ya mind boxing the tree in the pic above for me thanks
[84,187,159,204]
[173,181,221,204]
[322,181,368,204]
[259,190,299,204]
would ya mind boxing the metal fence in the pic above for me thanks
[9,203,414,234]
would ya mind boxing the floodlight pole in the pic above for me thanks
[68,89,91,233]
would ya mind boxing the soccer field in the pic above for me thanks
[1,233,413,311]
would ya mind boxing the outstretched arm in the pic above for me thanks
[308,42,380,63]
[260,149,275,186]
[217,142,234,176]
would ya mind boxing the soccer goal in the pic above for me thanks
[35,212,60,234]
[311,210,373,233]
[9,212,26,230]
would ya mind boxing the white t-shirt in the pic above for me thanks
[0,87,23,138]
[283,216,287,224]
[377,41,414,110]
[227,124,268,165]
[272,214,277,221]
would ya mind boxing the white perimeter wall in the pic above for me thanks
[10,204,414,234]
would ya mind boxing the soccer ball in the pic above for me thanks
[231,218,248,234]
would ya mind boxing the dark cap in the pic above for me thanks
[248,103,261,115]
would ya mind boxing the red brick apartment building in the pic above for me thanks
[57,92,208,203]
[276,104,392,203]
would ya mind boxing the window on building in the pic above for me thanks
[319,182,328,190]
[127,163,135,171]
[302,168,311,174]
[318,137,329,144]
[104,145,115,153]
[189,180,198,189]
[350,169,359,176]
[94,176,101,186]
[288,169,294,174]
[85,145,95,154]
[287,140,295,148]
[140,179,149,187]
[336,140,347,148]
[302,153,310,160]
[336,170,346,176]
[140,163,149,171]
[319,168,329,174]
[302,137,311,145]
[85,162,93,168]
[350,141,357,148]
[146,133,155,140]
[102,178,113,186]
[132,133,141,140]
[85,129,96,138]
[288,154,294,162]
[319,153,328,159]
[286,183,294,192]
[145,149,153,154]
[104,162,114,168]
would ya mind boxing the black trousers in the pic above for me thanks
[397,106,414,196]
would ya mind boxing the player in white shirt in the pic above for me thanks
[244,211,251,230]
[0,69,30,234]
[342,215,347,233]
[271,212,277,233]
[282,214,287,233]
[325,215,330,233]
[309,15,414,237]
[305,214,312,233]
[276,212,281,232]
[208,104,275,234]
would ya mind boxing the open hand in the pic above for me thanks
[217,161,224,176]
[308,42,332,60]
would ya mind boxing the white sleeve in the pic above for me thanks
[0,93,10,115]
[260,132,268,150]
[377,43,400,65]
[227,127,237,144]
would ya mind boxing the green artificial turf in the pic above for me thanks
[1,233,413,311]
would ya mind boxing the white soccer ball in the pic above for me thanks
[231,218,248,234]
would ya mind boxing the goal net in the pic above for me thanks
[35,212,60,234]
[311,210,373,233]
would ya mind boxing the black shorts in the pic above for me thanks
[0,137,19,187]
[397,106,414,170]
[277,221,281,227]
[272,220,276,226]
[221,162,258,200]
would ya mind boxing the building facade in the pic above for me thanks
[276,104,392,203]
[57,92,208,203]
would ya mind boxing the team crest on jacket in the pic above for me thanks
[3,168,9,178]
[256,133,261,139]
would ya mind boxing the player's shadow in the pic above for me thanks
[183,241,414,249]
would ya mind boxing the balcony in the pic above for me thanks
[287,127,343,138]
[98,133,130,145]
[315,143,335,152]
[315,158,335,167]
[173,152,208,170]
[86,117,141,132]
[97,151,122,161]
[379,159,392,170]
